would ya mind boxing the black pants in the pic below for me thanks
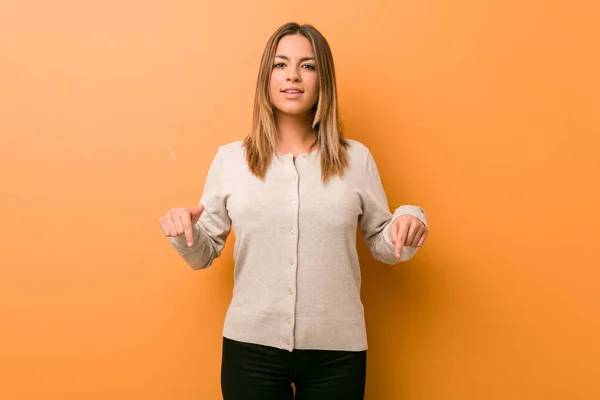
[221,337,367,400]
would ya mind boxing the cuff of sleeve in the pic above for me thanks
[169,222,202,250]
[392,205,428,229]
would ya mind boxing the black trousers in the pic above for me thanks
[221,337,367,400]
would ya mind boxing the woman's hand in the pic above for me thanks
[159,205,204,247]
[390,215,428,259]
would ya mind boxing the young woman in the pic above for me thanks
[159,22,429,400]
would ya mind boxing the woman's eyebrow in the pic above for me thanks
[275,55,316,62]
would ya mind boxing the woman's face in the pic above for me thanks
[269,34,319,117]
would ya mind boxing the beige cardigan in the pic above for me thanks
[169,139,428,352]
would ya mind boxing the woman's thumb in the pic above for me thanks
[191,204,205,223]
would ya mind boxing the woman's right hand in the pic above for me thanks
[159,204,205,247]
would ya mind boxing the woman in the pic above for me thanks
[159,22,429,400]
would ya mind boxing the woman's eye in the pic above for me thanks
[273,63,285,68]
[302,64,316,70]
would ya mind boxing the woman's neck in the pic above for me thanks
[275,112,317,155]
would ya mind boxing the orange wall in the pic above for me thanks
[1,1,599,399]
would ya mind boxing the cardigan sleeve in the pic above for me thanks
[169,147,232,270]
[358,150,428,264]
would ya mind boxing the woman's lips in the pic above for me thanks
[281,89,304,98]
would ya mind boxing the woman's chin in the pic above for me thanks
[274,104,315,118]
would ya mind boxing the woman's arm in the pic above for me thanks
[358,150,428,264]
[168,147,232,270]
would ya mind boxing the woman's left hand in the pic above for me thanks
[391,215,428,259]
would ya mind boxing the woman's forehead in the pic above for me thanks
[275,34,315,57]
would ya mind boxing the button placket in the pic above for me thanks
[285,162,300,351]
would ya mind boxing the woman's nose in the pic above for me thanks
[286,71,300,82]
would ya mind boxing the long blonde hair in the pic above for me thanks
[243,22,349,183]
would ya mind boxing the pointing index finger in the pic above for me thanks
[395,223,408,259]
[181,213,194,247]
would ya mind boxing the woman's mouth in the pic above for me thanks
[281,89,304,98]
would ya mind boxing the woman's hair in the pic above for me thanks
[243,22,349,183]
